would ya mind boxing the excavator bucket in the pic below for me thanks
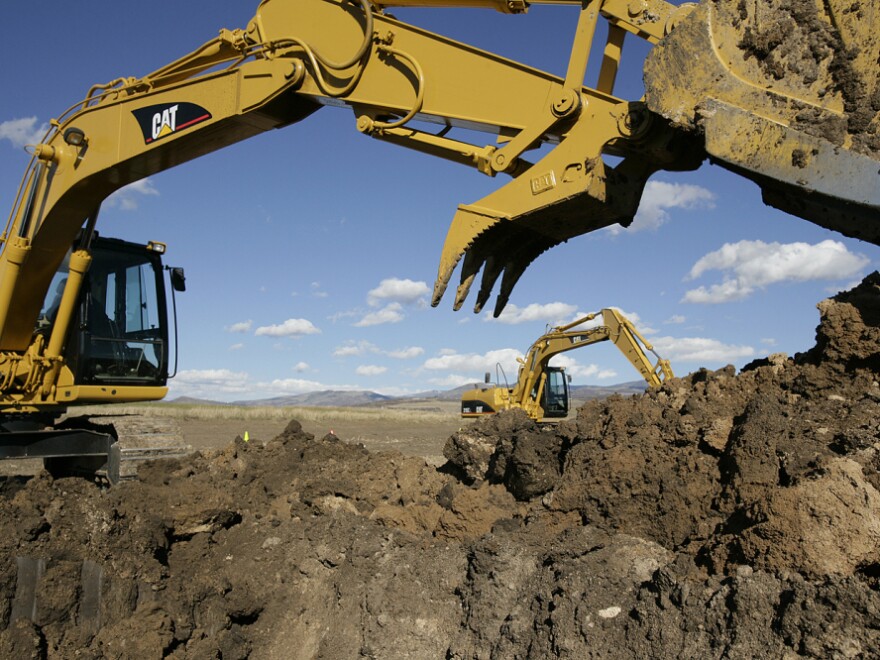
[431,102,703,316]
[644,0,880,242]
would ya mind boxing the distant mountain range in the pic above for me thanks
[170,381,651,407]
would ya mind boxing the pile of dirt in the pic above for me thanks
[2,275,880,658]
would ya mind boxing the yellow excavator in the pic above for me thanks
[1,0,878,479]
[461,308,672,422]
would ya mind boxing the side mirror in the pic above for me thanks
[484,372,491,384]
[169,267,186,292]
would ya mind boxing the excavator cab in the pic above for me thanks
[41,236,182,389]
[539,367,570,419]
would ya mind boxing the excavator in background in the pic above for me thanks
[461,308,672,422]
[1,0,877,480]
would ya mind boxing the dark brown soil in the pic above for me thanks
[2,273,880,658]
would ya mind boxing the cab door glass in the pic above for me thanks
[80,247,166,384]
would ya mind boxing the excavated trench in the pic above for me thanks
[1,275,880,658]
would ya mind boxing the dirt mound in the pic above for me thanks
[2,275,880,658]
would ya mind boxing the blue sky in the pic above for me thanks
[2,1,878,401]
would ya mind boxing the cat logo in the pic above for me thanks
[132,102,212,144]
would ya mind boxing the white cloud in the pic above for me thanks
[491,302,578,325]
[333,340,378,357]
[292,361,310,372]
[167,369,348,401]
[255,318,321,337]
[665,314,686,325]
[0,117,48,148]
[265,377,331,393]
[227,320,253,334]
[355,302,404,327]
[104,178,159,211]
[426,373,488,388]
[683,239,870,303]
[423,348,522,376]
[356,364,387,376]
[228,343,244,351]
[387,346,424,359]
[606,180,715,235]
[549,354,617,380]
[367,278,430,307]
[650,336,754,363]
[170,369,252,398]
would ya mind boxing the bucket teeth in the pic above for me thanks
[439,214,570,316]
[432,205,503,310]
[432,148,659,314]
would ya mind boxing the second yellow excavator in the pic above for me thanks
[461,308,673,422]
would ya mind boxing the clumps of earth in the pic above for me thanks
[3,274,880,658]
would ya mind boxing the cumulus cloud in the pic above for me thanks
[367,278,430,307]
[264,377,332,393]
[333,340,378,357]
[356,364,387,376]
[424,373,485,388]
[171,369,252,398]
[292,361,310,372]
[423,348,523,377]
[606,180,715,235]
[491,302,578,325]
[549,354,617,380]
[255,318,320,337]
[227,320,253,334]
[683,239,870,303]
[167,369,344,401]
[104,178,159,211]
[355,302,404,327]
[650,336,754,363]
[387,346,424,359]
[0,116,48,148]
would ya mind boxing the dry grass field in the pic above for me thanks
[74,399,471,466]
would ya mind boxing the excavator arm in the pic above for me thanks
[1,0,694,351]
